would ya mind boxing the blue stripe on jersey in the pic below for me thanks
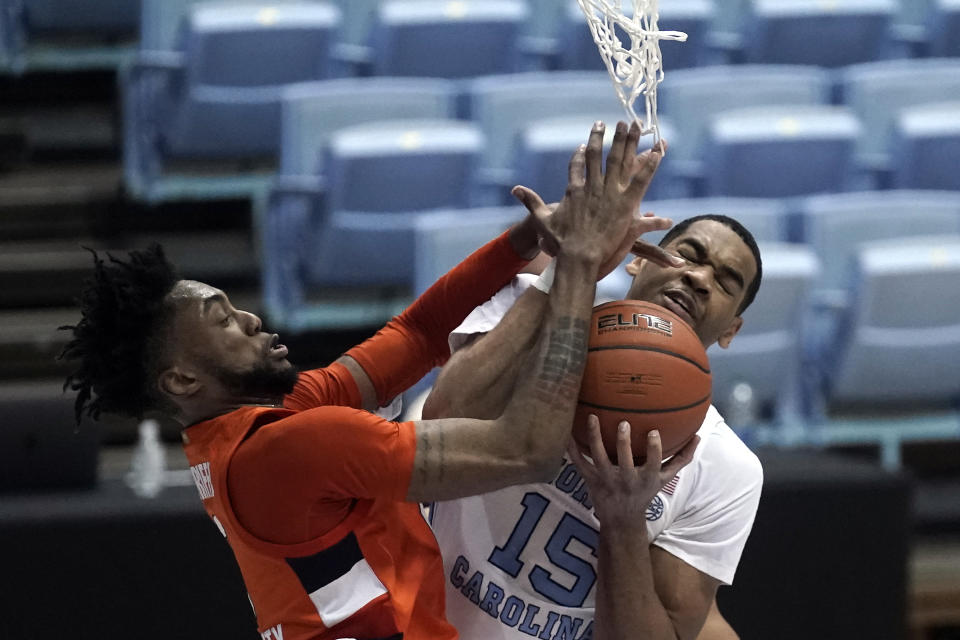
[286,532,364,593]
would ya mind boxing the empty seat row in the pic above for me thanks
[259,191,960,425]
[124,59,960,202]
[6,0,957,75]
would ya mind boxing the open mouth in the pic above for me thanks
[268,333,289,358]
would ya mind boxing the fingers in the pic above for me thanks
[630,238,686,268]
[645,429,664,469]
[584,121,605,196]
[585,414,614,474]
[623,145,663,204]
[615,421,636,481]
[620,121,642,182]
[511,185,561,255]
[604,121,629,187]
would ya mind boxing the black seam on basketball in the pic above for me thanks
[578,393,712,414]
[586,345,711,374]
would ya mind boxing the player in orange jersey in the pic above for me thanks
[60,121,681,640]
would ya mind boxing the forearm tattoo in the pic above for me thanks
[535,316,588,404]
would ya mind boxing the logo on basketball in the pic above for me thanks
[597,312,673,336]
[646,495,665,521]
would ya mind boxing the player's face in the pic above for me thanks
[625,220,757,349]
[167,280,297,399]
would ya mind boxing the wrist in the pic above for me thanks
[508,218,542,261]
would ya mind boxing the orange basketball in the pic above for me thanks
[573,300,711,463]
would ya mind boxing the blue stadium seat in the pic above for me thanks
[702,105,861,198]
[22,0,139,35]
[277,77,457,179]
[740,0,898,67]
[839,58,960,175]
[158,3,342,157]
[817,235,960,409]
[412,205,526,294]
[1,0,140,72]
[797,190,960,300]
[324,118,484,212]
[369,0,528,78]
[890,101,960,191]
[464,71,622,192]
[708,242,819,425]
[640,196,790,245]
[122,1,341,202]
[927,0,960,57]
[296,119,485,287]
[512,114,678,204]
[657,64,832,182]
[557,0,716,71]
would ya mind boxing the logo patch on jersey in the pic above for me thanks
[645,495,665,521]
[190,461,214,500]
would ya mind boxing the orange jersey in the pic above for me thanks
[181,231,530,639]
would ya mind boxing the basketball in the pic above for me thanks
[573,300,711,463]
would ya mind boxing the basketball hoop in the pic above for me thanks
[576,0,687,147]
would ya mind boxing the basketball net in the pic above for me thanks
[576,0,687,148]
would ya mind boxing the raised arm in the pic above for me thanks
[406,121,664,501]
[334,215,541,412]
[423,133,682,422]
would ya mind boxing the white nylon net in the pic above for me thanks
[576,0,687,147]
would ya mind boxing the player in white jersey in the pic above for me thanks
[422,210,765,639]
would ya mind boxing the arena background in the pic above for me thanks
[0,1,958,638]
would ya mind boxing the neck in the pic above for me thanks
[178,394,284,427]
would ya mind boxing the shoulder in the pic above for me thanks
[692,406,764,490]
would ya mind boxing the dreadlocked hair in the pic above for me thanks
[59,244,180,424]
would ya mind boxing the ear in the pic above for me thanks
[158,366,201,399]
[625,255,643,277]
[716,316,744,349]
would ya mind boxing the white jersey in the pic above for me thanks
[430,275,764,640]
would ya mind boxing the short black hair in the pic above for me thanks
[658,214,763,315]
[59,244,180,424]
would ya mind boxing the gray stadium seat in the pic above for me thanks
[0,0,139,73]
[412,206,526,294]
[464,71,622,192]
[263,117,485,316]
[122,0,341,202]
[277,77,457,179]
[702,105,861,197]
[708,242,819,425]
[640,196,790,245]
[927,0,960,57]
[839,58,960,174]
[324,118,483,213]
[512,114,677,204]
[740,0,899,67]
[369,0,528,78]
[657,64,832,183]
[819,235,960,409]
[890,101,960,191]
[797,190,960,300]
